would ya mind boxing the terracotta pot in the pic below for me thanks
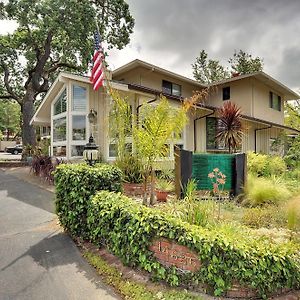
[156,190,168,202]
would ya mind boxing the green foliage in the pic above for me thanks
[109,89,133,161]
[192,49,263,84]
[228,50,263,75]
[285,136,300,168]
[84,251,202,300]
[155,179,174,192]
[242,207,286,229]
[216,101,243,153]
[115,154,143,184]
[54,163,122,237]
[133,96,188,204]
[286,197,300,232]
[247,151,286,177]
[242,174,291,207]
[0,0,134,145]
[85,191,300,297]
[192,50,229,84]
[0,100,20,139]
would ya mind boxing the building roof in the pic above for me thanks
[113,59,207,88]
[113,59,299,101]
[208,71,299,100]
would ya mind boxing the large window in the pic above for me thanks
[70,84,88,157]
[54,89,67,115]
[269,92,281,111]
[72,115,86,140]
[53,117,67,142]
[206,117,226,150]
[162,80,181,97]
[72,85,87,111]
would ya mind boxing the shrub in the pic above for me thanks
[54,163,122,237]
[242,174,291,207]
[87,191,300,297]
[247,152,286,177]
[115,154,143,183]
[31,155,62,183]
[286,197,300,232]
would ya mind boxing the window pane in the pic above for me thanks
[162,80,172,94]
[172,83,181,96]
[206,117,217,149]
[109,144,117,157]
[54,89,67,115]
[53,146,66,156]
[72,115,86,140]
[223,87,230,100]
[71,145,85,157]
[72,85,87,111]
[53,117,67,142]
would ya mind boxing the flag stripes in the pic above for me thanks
[90,31,105,91]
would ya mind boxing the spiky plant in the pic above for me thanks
[216,101,243,153]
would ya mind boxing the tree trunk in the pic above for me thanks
[149,167,156,206]
[22,87,36,146]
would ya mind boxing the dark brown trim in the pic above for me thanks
[127,83,300,134]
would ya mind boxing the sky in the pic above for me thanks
[1,0,300,91]
[106,0,300,92]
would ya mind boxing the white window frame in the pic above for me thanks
[69,82,89,158]
[51,86,68,157]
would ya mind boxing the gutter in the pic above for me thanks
[254,126,272,153]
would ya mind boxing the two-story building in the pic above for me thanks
[31,59,299,161]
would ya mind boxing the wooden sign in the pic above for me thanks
[149,238,201,272]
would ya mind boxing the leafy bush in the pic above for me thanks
[86,191,300,297]
[247,152,286,177]
[115,154,143,183]
[54,163,122,237]
[242,174,291,207]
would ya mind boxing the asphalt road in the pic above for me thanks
[0,170,119,300]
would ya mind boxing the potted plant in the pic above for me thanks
[155,179,174,202]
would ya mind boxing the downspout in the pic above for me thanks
[193,110,215,152]
[254,126,271,153]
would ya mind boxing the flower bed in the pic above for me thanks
[86,191,300,297]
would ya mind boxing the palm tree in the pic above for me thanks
[216,101,243,153]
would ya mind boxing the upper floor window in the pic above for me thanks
[269,92,281,111]
[54,89,67,115]
[72,85,87,112]
[223,86,230,100]
[162,80,181,97]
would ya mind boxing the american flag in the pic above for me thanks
[90,31,105,91]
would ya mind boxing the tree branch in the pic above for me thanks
[0,61,21,104]
[46,61,80,74]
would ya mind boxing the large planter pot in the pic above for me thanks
[156,190,168,202]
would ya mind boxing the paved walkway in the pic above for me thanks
[0,170,119,300]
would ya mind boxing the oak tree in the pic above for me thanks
[0,0,134,146]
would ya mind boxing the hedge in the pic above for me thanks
[87,191,300,298]
[54,163,122,237]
